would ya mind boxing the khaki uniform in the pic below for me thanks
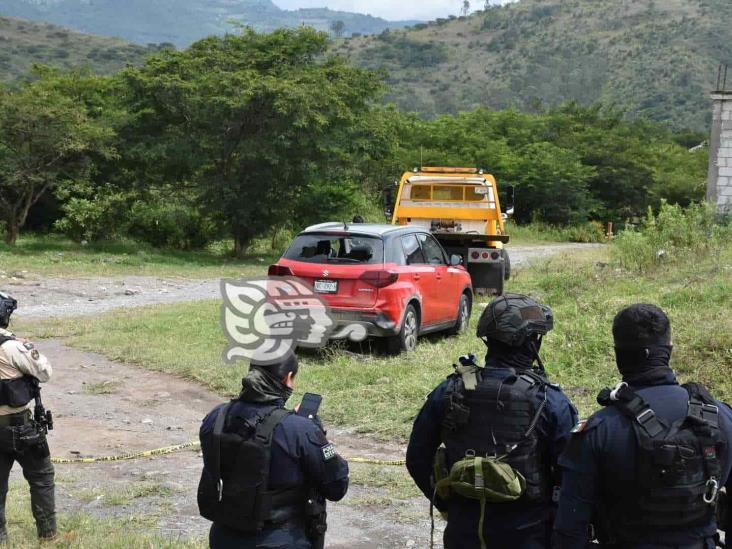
[0,328,55,540]
[0,328,52,415]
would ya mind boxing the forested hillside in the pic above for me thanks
[336,0,732,130]
[0,0,417,47]
[0,16,157,81]
[0,28,707,251]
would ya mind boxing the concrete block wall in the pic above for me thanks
[708,93,732,214]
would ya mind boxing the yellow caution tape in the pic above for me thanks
[51,440,406,467]
[51,441,201,464]
[347,457,406,466]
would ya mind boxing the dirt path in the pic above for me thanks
[7,244,601,321]
[11,340,434,547]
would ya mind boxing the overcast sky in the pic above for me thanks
[273,0,512,22]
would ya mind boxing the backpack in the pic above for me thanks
[197,403,305,532]
[597,382,724,539]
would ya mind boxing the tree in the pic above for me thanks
[330,20,346,38]
[462,0,471,16]
[120,28,383,256]
[0,75,113,245]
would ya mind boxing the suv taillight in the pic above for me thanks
[268,265,293,277]
[360,270,399,288]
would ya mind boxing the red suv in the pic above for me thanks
[268,223,473,353]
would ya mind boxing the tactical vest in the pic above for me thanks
[442,368,550,502]
[0,334,37,408]
[197,402,307,533]
[597,382,724,542]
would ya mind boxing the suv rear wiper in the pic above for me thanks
[327,258,363,263]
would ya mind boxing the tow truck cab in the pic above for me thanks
[389,167,513,295]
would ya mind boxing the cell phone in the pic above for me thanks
[297,393,322,419]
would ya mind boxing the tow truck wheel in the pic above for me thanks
[385,304,419,355]
[502,249,511,280]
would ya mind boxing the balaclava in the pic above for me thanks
[613,304,674,386]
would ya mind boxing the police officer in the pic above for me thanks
[198,353,349,549]
[0,291,56,542]
[554,303,732,549]
[407,294,578,549]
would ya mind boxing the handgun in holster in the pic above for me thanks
[305,491,327,549]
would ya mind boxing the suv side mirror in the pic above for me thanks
[450,254,463,266]
[500,185,515,217]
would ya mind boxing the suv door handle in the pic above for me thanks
[413,274,421,281]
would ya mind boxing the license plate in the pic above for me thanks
[314,280,338,293]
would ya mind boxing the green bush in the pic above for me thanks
[561,221,608,243]
[612,202,729,272]
[508,221,607,243]
[55,184,131,242]
[126,194,221,250]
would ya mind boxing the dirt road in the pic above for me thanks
[7,243,600,321]
[14,340,433,547]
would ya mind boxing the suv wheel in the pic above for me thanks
[449,293,471,336]
[386,304,419,354]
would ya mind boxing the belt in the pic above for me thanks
[0,410,32,427]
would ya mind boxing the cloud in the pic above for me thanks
[273,0,490,21]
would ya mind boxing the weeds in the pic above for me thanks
[508,221,608,244]
[82,380,122,395]
[5,482,204,548]
[612,202,731,272]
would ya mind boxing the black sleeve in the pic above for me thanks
[299,424,349,502]
[553,419,602,549]
[406,383,448,511]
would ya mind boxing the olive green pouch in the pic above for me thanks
[435,455,526,503]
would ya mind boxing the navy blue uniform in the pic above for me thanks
[200,399,349,549]
[407,364,578,549]
[554,372,732,549]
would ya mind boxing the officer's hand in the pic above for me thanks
[440,512,448,521]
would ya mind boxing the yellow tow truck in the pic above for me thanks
[386,167,513,295]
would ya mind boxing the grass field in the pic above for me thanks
[0,226,603,280]
[4,482,204,548]
[22,240,732,440]
[0,236,275,278]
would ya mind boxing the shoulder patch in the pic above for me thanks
[321,443,337,461]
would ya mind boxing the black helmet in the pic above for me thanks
[477,294,553,347]
[0,292,17,329]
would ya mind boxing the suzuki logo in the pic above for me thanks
[322,270,329,277]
